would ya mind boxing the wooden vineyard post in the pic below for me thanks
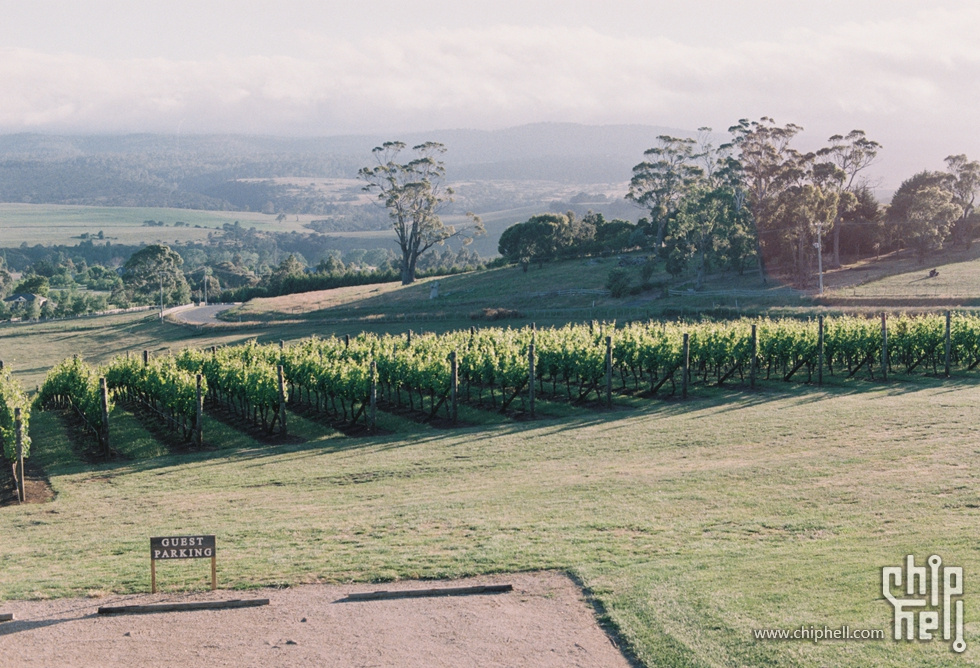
[100,377,110,458]
[817,315,825,387]
[407,329,413,346]
[682,333,690,400]
[945,311,952,377]
[369,360,377,431]
[277,365,287,436]
[881,313,888,382]
[195,374,204,447]
[605,336,613,407]
[450,351,459,424]
[143,350,149,366]
[344,333,350,349]
[14,407,24,503]
[528,341,536,419]
[750,324,758,388]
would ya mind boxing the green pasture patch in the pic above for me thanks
[2,380,979,665]
[0,203,301,247]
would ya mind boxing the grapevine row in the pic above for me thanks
[103,354,205,444]
[0,365,31,463]
[34,356,111,453]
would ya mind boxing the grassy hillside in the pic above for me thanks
[821,245,980,306]
[3,374,978,666]
[226,256,801,327]
[4,243,980,666]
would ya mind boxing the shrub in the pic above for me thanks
[606,269,632,298]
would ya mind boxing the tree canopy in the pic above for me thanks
[119,244,190,307]
[359,141,483,285]
[888,171,962,262]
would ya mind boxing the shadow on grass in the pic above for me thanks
[28,364,980,488]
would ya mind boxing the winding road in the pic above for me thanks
[163,303,239,325]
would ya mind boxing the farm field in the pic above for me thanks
[0,203,307,247]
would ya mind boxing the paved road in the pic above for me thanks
[165,303,238,325]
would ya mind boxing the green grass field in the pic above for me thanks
[5,242,980,666]
[4,371,979,666]
[822,246,980,306]
[0,203,307,247]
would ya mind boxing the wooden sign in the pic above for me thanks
[150,535,216,593]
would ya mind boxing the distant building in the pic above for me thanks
[3,293,48,307]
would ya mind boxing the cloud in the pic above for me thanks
[0,7,978,185]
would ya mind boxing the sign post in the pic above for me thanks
[150,535,216,593]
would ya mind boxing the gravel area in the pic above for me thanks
[0,571,634,667]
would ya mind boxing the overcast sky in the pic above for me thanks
[1,1,978,187]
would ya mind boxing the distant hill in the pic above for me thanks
[0,123,691,211]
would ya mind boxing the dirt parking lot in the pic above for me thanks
[0,571,634,667]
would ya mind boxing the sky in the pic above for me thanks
[1,1,979,188]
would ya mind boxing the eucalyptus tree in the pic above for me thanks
[816,130,881,267]
[667,131,755,288]
[359,141,483,285]
[119,243,190,307]
[944,154,980,246]
[627,135,703,251]
[727,117,805,282]
[888,171,962,262]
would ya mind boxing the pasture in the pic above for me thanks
[0,203,307,247]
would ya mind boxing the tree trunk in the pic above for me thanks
[831,214,842,268]
[401,250,418,285]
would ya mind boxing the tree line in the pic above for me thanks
[496,118,980,289]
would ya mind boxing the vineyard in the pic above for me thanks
[0,364,31,502]
[25,312,980,460]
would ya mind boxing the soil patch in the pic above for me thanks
[0,457,55,508]
[0,571,635,667]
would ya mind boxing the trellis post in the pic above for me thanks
[605,336,613,406]
[195,374,204,447]
[100,377,110,458]
[277,365,287,436]
[528,341,536,418]
[682,333,690,399]
[945,311,952,377]
[450,351,458,424]
[881,313,888,381]
[817,316,824,386]
[14,407,24,503]
[369,360,377,430]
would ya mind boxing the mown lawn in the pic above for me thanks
[2,374,978,666]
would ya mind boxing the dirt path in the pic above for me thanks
[164,303,238,326]
[0,572,635,667]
